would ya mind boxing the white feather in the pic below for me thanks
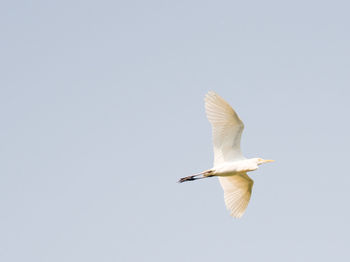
[204,91,245,166]
[205,91,254,218]
[219,174,253,218]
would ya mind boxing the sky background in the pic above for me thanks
[1,0,350,261]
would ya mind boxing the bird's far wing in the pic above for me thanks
[219,173,254,218]
[205,91,244,166]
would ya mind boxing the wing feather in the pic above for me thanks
[204,91,244,166]
[219,173,254,218]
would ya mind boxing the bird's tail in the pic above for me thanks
[178,170,215,183]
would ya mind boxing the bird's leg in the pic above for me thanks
[178,170,214,183]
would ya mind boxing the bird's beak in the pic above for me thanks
[263,159,275,163]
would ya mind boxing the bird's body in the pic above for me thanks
[210,158,259,176]
[179,91,274,218]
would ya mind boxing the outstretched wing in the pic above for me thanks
[219,173,254,218]
[205,91,245,166]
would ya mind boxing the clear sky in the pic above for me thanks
[1,1,350,261]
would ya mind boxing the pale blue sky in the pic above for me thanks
[1,1,350,261]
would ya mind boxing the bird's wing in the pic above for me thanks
[205,91,244,166]
[219,173,254,218]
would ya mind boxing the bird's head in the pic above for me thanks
[257,158,275,165]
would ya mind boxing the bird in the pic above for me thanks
[178,91,274,218]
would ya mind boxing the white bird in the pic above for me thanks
[179,91,274,218]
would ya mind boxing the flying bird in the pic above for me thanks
[178,91,274,218]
